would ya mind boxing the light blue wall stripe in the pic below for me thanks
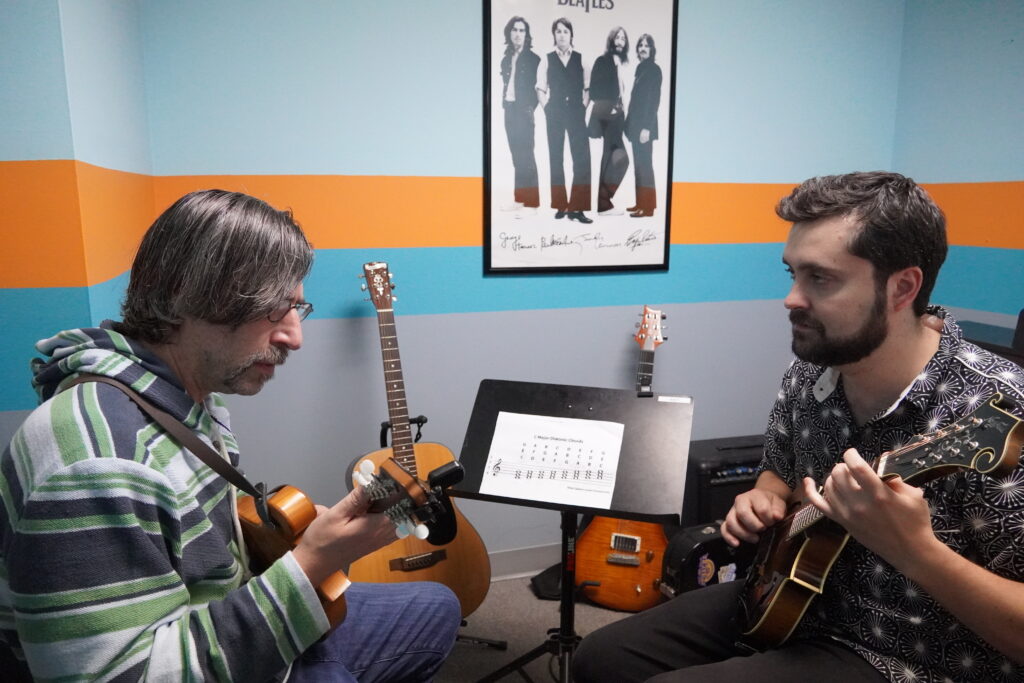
[135,0,910,181]
[0,0,73,161]
[9,2,1021,184]
[894,0,1024,182]
[60,0,152,174]
[675,0,904,183]
[141,0,481,176]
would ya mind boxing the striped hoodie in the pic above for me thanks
[0,325,329,681]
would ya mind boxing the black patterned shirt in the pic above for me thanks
[761,311,1024,682]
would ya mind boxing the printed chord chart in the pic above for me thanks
[479,411,624,509]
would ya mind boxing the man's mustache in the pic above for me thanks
[789,310,824,331]
[251,347,289,366]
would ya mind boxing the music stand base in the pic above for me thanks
[475,511,580,683]
[458,632,509,650]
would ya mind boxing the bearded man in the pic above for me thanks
[574,172,1024,682]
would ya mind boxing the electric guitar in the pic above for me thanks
[345,262,492,618]
[738,394,1024,650]
[238,456,461,627]
[575,305,672,612]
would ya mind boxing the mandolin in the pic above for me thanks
[345,262,491,618]
[575,305,673,612]
[238,456,462,627]
[737,393,1024,650]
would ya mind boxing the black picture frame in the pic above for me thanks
[484,0,678,273]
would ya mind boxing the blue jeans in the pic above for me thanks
[288,582,460,683]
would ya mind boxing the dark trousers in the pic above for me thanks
[503,102,539,207]
[545,104,591,211]
[592,102,629,212]
[631,139,656,210]
[572,581,885,683]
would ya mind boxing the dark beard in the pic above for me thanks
[790,290,888,367]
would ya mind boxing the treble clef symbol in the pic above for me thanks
[491,458,502,476]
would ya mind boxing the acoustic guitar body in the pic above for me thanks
[575,517,669,612]
[348,442,491,618]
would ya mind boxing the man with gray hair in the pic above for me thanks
[0,190,460,681]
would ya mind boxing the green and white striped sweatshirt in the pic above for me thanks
[0,325,330,681]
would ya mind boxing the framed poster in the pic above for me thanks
[484,0,678,273]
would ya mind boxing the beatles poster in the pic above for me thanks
[485,0,677,272]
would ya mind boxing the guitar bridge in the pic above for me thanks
[389,549,448,572]
[606,552,641,566]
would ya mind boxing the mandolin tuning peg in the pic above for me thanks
[360,284,367,291]
[391,296,397,302]
[357,273,365,279]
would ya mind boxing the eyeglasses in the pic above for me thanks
[267,301,313,323]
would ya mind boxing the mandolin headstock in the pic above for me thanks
[878,394,1023,485]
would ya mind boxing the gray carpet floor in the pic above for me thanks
[437,575,632,682]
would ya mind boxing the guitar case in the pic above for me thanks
[660,522,756,598]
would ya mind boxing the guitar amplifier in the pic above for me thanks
[681,434,763,528]
[659,522,756,598]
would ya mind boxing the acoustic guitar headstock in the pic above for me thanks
[361,262,395,312]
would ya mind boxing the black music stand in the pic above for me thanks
[451,380,694,682]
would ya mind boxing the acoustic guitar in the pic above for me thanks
[345,262,491,618]
[238,456,460,627]
[737,393,1024,650]
[575,305,673,612]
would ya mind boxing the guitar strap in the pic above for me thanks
[66,374,273,523]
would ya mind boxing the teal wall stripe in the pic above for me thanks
[2,244,1019,412]
[2,287,92,411]
[934,246,1024,315]
[308,244,789,320]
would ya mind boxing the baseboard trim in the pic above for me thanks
[489,543,561,582]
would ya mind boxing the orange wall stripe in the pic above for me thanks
[1,162,1020,289]
[152,175,485,250]
[922,181,1024,250]
[670,182,794,244]
[0,160,87,287]
[75,162,155,286]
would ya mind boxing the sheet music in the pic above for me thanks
[478,411,624,509]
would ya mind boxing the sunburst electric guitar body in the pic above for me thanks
[575,305,672,612]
